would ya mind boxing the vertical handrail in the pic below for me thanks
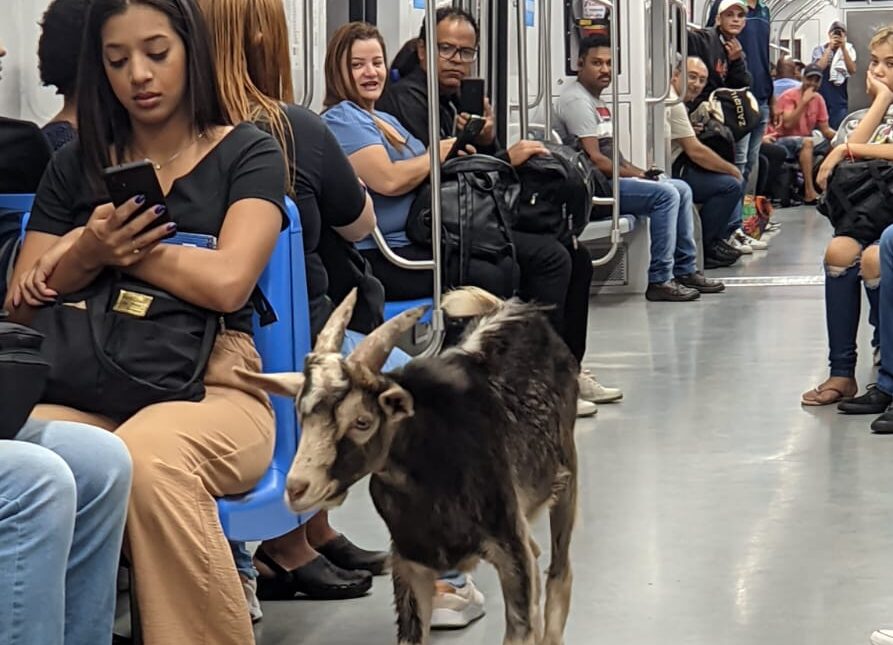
[541,0,553,136]
[300,0,315,108]
[666,0,688,106]
[421,0,445,356]
[527,0,547,112]
[646,0,673,105]
[515,0,530,138]
[590,0,621,268]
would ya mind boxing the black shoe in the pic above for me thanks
[645,280,700,302]
[713,239,743,259]
[704,254,734,269]
[871,406,893,434]
[837,384,892,415]
[316,535,390,576]
[676,271,726,293]
[254,548,373,600]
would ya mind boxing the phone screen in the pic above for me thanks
[459,78,485,116]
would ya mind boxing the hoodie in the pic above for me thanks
[687,26,753,108]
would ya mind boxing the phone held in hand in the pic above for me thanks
[102,160,174,237]
[447,115,486,161]
[459,78,485,116]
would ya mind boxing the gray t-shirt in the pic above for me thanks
[554,80,618,161]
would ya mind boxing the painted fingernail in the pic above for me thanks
[135,194,146,205]
[154,205,166,216]
[166,222,177,231]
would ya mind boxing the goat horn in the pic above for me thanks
[349,306,428,372]
[315,288,357,354]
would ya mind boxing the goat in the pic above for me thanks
[236,288,579,645]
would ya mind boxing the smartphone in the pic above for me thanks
[102,159,173,236]
[459,78,485,116]
[446,115,486,161]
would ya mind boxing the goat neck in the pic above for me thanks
[315,288,357,353]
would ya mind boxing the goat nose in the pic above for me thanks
[287,479,310,502]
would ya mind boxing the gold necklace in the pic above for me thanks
[133,131,205,170]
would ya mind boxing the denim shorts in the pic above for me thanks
[776,136,804,160]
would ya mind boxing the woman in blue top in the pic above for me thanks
[321,21,514,300]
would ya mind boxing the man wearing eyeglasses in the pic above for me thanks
[378,6,495,151]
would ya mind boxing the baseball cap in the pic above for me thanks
[829,20,847,34]
[717,0,747,15]
[803,63,823,79]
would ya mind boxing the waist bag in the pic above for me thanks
[515,143,596,243]
[817,159,893,245]
[31,272,219,421]
[407,154,519,290]
[0,320,50,439]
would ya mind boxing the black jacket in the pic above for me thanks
[0,117,52,193]
[687,27,752,108]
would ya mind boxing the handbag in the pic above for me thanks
[818,159,893,245]
[31,272,218,421]
[0,319,50,440]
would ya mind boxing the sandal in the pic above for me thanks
[316,534,390,576]
[254,548,372,601]
[801,383,856,406]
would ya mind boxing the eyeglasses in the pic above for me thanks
[437,43,479,63]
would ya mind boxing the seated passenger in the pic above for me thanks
[555,35,724,301]
[38,0,89,150]
[0,419,131,645]
[765,64,836,204]
[377,6,621,408]
[5,1,287,642]
[199,0,389,607]
[773,56,802,98]
[807,27,893,413]
[669,55,745,269]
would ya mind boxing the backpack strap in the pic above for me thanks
[250,287,278,327]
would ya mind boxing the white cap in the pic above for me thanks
[717,0,746,15]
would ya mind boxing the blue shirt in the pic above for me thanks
[322,101,426,250]
[773,77,800,98]
[708,0,772,103]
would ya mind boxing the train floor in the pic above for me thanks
[257,206,893,645]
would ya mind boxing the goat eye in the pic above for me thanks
[354,418,371,431]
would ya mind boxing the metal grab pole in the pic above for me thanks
[541,0,552,137]
[515,0,530,138]
[300,0,314,108]
[646,0,673,105]
[527,0,548,112]
[591,0,621,268]
[666,0,688,107]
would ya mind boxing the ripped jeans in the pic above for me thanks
[825,239,881,378]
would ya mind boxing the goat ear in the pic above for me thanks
[233,367,305,398]
[378,385,414,423]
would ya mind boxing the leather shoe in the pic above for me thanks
[713,239,742,259]
[254,548,373,600]
[704,253,736,269]
[837,384,892,415]
[676,272,725,293]
[871,406,893,434]
[646,280,700,302]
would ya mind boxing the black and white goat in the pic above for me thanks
[236,288,579,645]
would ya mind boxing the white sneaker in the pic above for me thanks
[579,369,623,403]
[871,628,893,644]
[727,233,753,254]
[431,576,486,629]
[240,575,263,624]
[735,228,769,251]
[576,399,598,417]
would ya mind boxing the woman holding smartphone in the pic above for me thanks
[5,0,286,643]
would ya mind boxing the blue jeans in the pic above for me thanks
[877,228,893,395]
[746,102,771,183]
[1,419,132,645]
[676,165,743,248]
[825,241,881,378]
[619,177,698,283]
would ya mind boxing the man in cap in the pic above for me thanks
[688,0,752,110]
[811,21,858,129]
[765,63,836,203]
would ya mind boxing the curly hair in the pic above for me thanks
[38,0,90,98]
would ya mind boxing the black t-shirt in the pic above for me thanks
[0,117,53,193]
[27,122,287,334]
[276,104,367,335]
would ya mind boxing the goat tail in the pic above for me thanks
[441,287,504,318]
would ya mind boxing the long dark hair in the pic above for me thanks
[77,0,228,192]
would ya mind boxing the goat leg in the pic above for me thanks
[392,554,436,645]
[543,468,578,645]
[486,520,538,645]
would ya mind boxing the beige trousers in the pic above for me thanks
[34,330,274,645]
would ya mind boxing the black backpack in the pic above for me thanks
[818,159,893,245]
[407,155,519,293]
[673,117,736,176]
[514,143,596,244]
[0,319,50,440]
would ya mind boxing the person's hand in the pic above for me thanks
[802,86,817,104]
[506,140,550,167]
[729,167,743,182]
[9,228,84,307]
[436,138,476,163]
[724,38,743,62]
[457,98,496,146]
[817,145,845,191]
[763,133,777,144]
[73,197,175,270]
[692,122,705,135]
[867,73,893,102]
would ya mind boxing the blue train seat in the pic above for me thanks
[217,197,315,541]
[384,297,433,323]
